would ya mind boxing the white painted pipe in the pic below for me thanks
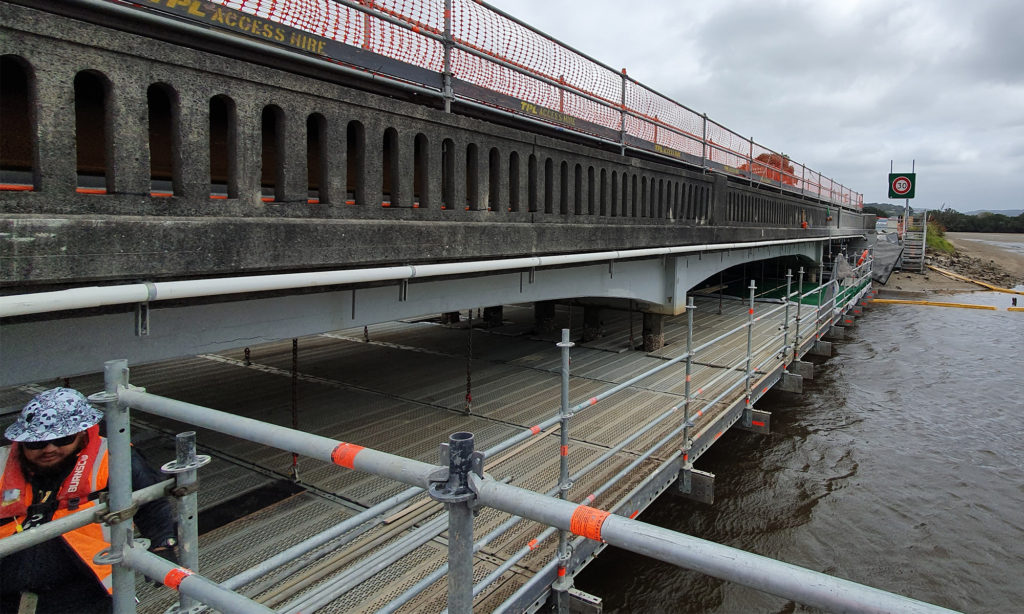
[0,235,863,318]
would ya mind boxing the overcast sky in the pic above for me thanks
[487,0,1024,212]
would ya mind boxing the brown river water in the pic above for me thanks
[576,288,1024,613]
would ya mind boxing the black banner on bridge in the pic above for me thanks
[135,0,442,90]
[450,79,622,143]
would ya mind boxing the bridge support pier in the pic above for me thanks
[677,467,714,504]
[788,360,814,380]
[826,325,846,340]
[483,306,503,327]
[642,312,665,352]
[582,306,603,342]
[534,301,556,335]
[776,372,803,394]
[441,311,461,325]
[736,409,772,434]
[808,340,832,357]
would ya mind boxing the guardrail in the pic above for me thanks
[2,258,962,614]
[122,0,862,210]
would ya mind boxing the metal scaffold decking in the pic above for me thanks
[0,264,933,614]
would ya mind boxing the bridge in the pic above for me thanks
[0,2,927,614]
[0,0,873,386]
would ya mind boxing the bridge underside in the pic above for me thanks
[0,283,869,613]
[1,240,827,387]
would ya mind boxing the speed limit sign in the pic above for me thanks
[888,173,916,198]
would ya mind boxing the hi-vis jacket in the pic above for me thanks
[0,425,113,592]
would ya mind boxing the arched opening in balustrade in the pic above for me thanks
[0,56,35,191]
[414,133,428,208]
[685,184,694,220]
[488,147,500,212]
[346,120,365,205]
[640,177,648,218]
[74,70,111,192]
[630,175,638,217]
[466,142,479,210]
[508,151,520,212]
[587,166,595,215]
[261,105,285,202]
[209,94,237,199]
[657,178,665,218]
[527,154,538,212]
[441,137,454,209]
[622,172,630,217]
[147,83,178,197]
[544,157,553,214]
[610,171,618,217]
[307,113,327,204]
[573,163,582,215]
[382,126,399,206]
[559,161,569,214]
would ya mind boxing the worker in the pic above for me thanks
[1,388,177,613]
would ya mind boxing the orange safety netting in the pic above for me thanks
[171,1,861,207]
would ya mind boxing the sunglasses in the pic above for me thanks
[22,434,77,450]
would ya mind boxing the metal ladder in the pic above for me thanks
[901,211,928,272]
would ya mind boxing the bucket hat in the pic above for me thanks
[4,388,104,442]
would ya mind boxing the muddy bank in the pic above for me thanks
[880,232,1024,293]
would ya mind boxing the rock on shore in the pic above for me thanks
[927,251,1022,288]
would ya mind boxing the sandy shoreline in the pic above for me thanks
[879,232,1024,294]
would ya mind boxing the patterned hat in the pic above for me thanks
[5,388,104,442]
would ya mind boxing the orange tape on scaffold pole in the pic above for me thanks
[163,568,193,590]
[569,505,611,541]
[331,442,364,468]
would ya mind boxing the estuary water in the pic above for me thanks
[576,289,1024,613]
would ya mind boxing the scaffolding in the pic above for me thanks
[1,262,955,614]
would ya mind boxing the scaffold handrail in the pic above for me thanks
[98,0,863,210]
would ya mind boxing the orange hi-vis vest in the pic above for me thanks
[0,426,113,593]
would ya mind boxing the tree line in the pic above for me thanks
[862,204,1024,233]
[924,209,1024,233]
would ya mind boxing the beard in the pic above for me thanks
[20,446,83,481]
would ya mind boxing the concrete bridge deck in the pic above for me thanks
[0,289,863,612]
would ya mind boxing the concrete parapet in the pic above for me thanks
[0,3,871,288]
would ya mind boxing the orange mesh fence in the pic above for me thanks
[137,0,862,208]
[705,119,749,169]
